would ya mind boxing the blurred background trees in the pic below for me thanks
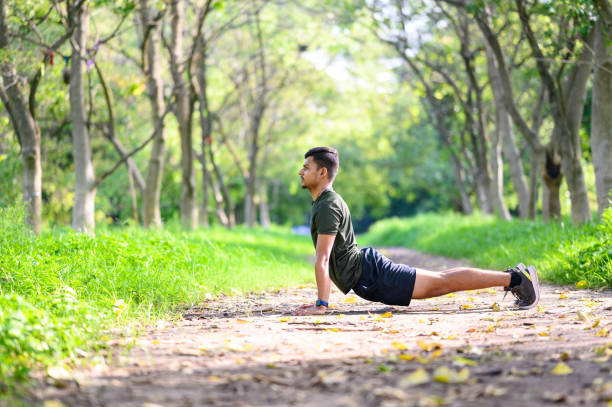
[0,0,610,234]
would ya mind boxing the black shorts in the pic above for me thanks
[351,247,416,306]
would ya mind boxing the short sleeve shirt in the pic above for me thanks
[310,189,364,294]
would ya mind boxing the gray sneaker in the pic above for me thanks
[503,263,540,309]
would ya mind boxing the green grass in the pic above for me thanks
[361,209,611,288]
[0,206,313,394]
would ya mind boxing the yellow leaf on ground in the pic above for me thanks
[399,367,430,387]
[559,293,568,299]
[433,366,470,383]
[445,334,457,340]
[452,356,478,367]
[43,401,66,407]
[381,312,393,318]
[236,319,252,324]
[538,332,550,337]
[392,342,408,350]
[592,320,601,328]
[344,297,357,304]
[151,339,160,345]
[417,340,441,352]
[575,280,588,289]
[487,326,495,332]
[551,362,573,375]
[444,293,457,297]
[336,314,345,318]
[279,316,291,322]
[596,328,609,337]
[467,297,475,302]
[430,349,443,359]
[490,302,501,311]
[399,354,415,361]
[461,304,475,310]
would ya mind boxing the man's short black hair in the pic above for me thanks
[305,146,339,181]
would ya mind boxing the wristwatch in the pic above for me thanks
[315,299,329,308]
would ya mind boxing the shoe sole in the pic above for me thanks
[518,265,540,310]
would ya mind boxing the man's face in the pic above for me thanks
[298,156,324,190]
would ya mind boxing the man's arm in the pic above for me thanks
[293,233,335,316]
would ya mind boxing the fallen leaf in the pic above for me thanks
[487,326,495,332]
[538,332,550,337]
[444,293,457,297]
[43,401,66,407]
[490,302,501,311]
[381,312,393,318]
[551,362,573,375]
[344,297,357,304]
[392,342,408,350]
[399,354,415,361]
[592,319,601,328]
[151,339,160,345]
[452,356,478,367]
[575,280,588,289]
[445,334,457,340]
[399,367,429,387]
[596,328,609,337]
[417,340,441,352]
[336,314,345,318]
[460,304,475,310]
[559,293,568,299]
[378,363,394,372]
[433,366,470,383]
[236,319,252,324]
[430,349,443,358]
[278,316,291,322]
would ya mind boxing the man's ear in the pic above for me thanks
[320,167,328,178]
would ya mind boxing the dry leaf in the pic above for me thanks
[490,302,501,311]
[399,367,429,387]
[278,316,291,322]
[392,342,408,350]
[236,319,252,324]
[399,354,415,361]
[559,293,568,299]
[381,312,393,318]
[344,297,357,304]
[433,366,470,383]
[575,280,588,289]
[460,304,475,310]
[551,362,573,375]
[596,328,609,337]
[452,356,478,367]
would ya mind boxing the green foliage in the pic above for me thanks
[0,206,313,392]
[361,211,611,288]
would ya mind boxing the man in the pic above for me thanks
[293,146,539,316]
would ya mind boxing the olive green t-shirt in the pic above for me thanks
[310,188,364,294]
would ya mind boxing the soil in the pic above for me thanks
[30,248,612,407]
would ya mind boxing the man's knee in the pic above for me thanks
[413,270,448,299]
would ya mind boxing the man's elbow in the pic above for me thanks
[316,256,330,268]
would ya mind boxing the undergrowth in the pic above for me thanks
[0,206,313,395]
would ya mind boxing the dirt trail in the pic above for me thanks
[33,248,612,407]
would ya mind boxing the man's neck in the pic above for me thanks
[310,182,333,201]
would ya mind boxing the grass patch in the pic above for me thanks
[0,206,313,394]
[361,209,611,288]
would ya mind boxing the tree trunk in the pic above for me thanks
[557,28,595,224]
[543,147,562,220]
[245,137,258,228]
[208,143,235,228]
[590,21,612,217]
[485,43,530,218]
[0,1,42,234]
[170,0,197,229]
[489,126,511,219]
[528,149,543,218]
[140,0,166,228]
[70,5,95,234]
[195,40,212,228]
[207,174,229,227]
[258,178,270,228]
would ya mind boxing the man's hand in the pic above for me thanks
[292,303,327,316]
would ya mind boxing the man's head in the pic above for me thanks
[299,146,339,190]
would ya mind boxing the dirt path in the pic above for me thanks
[33,248,612,407]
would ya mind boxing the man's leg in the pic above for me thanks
[412,267,511,299]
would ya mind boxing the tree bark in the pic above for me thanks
[170,0,197,229]
[70,5,96,234]
[590,21,612,217]
[258,178,270,228]
[485,43,530,218]
[140,0,167,228]
[0,1,41,234]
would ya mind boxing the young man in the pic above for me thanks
[293,146,539,316]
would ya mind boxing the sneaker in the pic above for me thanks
[503,263,540,309]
